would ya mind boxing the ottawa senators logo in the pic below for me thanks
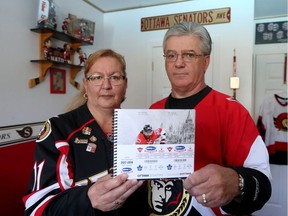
[37,120,51,142]
[148,180,192,216]
[274,112,288,132]
[16,126,33,138]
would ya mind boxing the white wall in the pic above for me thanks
[102,0,255,111]
[0,0,103,127]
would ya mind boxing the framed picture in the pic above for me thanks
[255,21,288,44]
[50,68,66,94]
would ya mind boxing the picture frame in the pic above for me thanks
[255,21,288,44]
[50,68,66,94]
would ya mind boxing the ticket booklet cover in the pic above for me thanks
[112,109,195,180]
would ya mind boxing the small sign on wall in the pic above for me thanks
[141,7,231,32]
[255,21,288,44]
[0,122,44,146]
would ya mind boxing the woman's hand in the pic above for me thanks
[88,173,143,211]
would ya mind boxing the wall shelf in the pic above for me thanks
[30,27,92,46]
[29,27,91,89]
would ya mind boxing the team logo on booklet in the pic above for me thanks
[38,120,51,142]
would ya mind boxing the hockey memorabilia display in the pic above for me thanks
[64,13,95,44]
[255,21,288,44]
[257,94,288,164]
[141,7,231,32]
[37,0,57,29]
[0,122,44,146]
[76,47,87,66]
[112,109,195,180]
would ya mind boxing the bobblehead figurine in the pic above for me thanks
[62,17,71,34]
[63,43,71,63]
[44,38,53,60]
[76,47,87,66]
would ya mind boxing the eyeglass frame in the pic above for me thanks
[86,73,126,86]
[163,50,208,62]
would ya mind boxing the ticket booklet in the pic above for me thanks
[112,109,195,180]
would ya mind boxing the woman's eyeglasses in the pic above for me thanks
[86,74,126,86]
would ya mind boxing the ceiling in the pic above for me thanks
[83,0,287,18]
[83,0,192,13]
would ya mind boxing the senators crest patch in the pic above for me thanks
[37,120,51,141]
[274,112,288,132]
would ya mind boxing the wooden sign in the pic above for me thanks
[141,7,231,32]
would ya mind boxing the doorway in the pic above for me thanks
[253,53,288,120]
[253,53,288,216]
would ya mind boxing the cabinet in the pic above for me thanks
[29,27,91,89]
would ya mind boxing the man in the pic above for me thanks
[136,124,166,144]
[148,22,272,215]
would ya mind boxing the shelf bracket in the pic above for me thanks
[70,67,82,89]
[28,62,53,88]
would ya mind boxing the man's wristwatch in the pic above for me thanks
[238,174,245,196]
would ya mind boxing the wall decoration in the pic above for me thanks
[141,7,231,32]
[37,0,57,29]
[65,13,95,44]
[255,21,288,44]
[50,68,66,94]
[0,122,44,146]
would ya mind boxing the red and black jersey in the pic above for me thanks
[136,128,166,144]
[147,86,272,216]
[23,104,147,216]
[257,94,288,164]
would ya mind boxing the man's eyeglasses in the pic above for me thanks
[86,74,126,86]
[163,50,206,62]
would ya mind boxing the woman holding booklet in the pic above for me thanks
[23,49,147,216]
[148,22,272,215]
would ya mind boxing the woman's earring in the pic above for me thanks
[83,93,88,100]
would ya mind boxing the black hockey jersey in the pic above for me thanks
[23,104,147,216]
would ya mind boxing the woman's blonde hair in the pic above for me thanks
[64,49,127,112]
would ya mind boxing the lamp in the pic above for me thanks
[230,76,240,99]
[230,49,239,99]
[230,77,240,89]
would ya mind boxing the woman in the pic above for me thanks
[23,49,147,216]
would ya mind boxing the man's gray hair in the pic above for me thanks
[163,22,212,55]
